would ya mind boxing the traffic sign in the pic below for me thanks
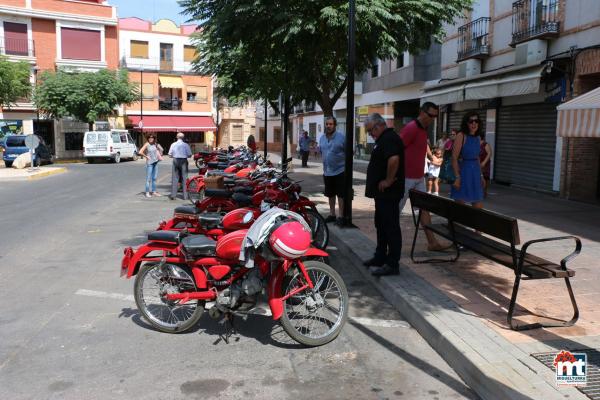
[138,120,144,129]
[25,134,40,150]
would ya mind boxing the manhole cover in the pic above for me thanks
[532,349,600,399]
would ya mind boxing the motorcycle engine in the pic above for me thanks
[216,269,264,310]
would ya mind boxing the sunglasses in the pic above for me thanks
[425,111,439,118]
[468,119,480,124]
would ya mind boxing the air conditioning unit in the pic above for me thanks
[514,39,548,65]
[458,59,481,78]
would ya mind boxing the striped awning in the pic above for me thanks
[556,86,600,137]
[159,75,184,89]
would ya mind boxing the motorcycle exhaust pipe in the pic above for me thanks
[165,291,217,301]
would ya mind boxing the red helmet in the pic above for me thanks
[268,221,311,259]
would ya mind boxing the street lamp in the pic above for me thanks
[342,0,356,227]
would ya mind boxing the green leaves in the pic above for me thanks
[0,56,32,108]
[180,0,472,115]
[34,69,138,125]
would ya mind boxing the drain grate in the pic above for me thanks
[532,349,600,399]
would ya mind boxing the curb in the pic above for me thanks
[327,224,586,400]
[28,167,67,180]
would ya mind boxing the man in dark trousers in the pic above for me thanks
[168,132,192,200]
[363,113,405,276]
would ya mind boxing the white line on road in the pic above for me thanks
[75,290,410,328]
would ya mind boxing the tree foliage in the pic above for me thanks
[180,0,472,115]
[0,56,32,108]
[34,69,138,128]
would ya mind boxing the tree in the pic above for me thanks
[180,0,472,116]
[0,56,32,108]
[34,69,138,129]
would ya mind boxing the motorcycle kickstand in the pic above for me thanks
[219,312,238,344]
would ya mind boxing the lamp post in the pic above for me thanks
[264,99,268,158]
[140,67,144,141]
[342,0,356,227]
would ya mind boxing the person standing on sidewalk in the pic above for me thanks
[168,132,192,200]
[399,102,448,251]
[363,113,405,276]
[139,135,164,198]
[451,112,484,206]
[318,116,345,224]
[299,130,311,167]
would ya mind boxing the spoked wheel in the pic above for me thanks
[134,263,204,333]
[301,209,329,249]
[195,159,205,170]
[280,261,348,347]
[187,179,205,202]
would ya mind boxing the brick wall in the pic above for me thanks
[32,18,56,71]
[31,0,113,18]
[105,26,119,70]
[1,0,26,6]
[561,137,600,202]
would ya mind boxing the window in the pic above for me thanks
[119,134,128,143]
[184,45,197,62]
[4,22,28,56]
[231,125,243,141]
[273,127,281,143]
[61,28,101,61]
[130,40,149,58]
[259,127,265,142]
[186,85,207,103]
[371,59,379,78]
[111,133,120,143]
[185,132,205,143]
[127,134,135,144]
[395,51,409,69]
[142,83,154,100]
[64,132,84,151]
[309,123,317,139]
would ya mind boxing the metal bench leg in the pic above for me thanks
[507,275,579,331]
[410,212,460,264]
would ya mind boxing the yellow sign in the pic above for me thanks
[358,106,369,115]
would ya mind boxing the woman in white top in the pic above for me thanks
[139,135,164,198]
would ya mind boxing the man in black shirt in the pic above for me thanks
[364,113,405,276]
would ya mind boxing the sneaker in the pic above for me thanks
[152,192,162,197]
[433,192,439,196]
[324,215,337,223]
[145,192,151,198]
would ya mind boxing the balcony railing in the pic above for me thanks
[457,17,490,61]
[0,37,35,57]
[159,99,182,110]
[160,60,173,71]
[511,0,559,46]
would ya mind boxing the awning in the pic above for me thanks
[129,115,216,132]
[464,67,544,100]
[420,84,465,105]
[159,75,184,89]
[556,86,600,137]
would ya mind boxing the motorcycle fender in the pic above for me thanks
[267,260,292,321]
[123,242,180,278]
[304,247,328,257]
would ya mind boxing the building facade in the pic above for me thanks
[118,17,215,153]
[217,99,256,149]
[422,0,600,200]
[0,0,119,159]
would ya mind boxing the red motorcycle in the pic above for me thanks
[121,208,348,347]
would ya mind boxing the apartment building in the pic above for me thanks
[217,99,256,149]
[422,0,600,200]
[254,99,284,153]
[118,17,214,152]
[0,0,119,159]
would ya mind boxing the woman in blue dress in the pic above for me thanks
[451,112,484,207]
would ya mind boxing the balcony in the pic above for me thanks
[511,0,559,46]
[160,60,173,71]
[0,37,35,57]
[159,99,182,110]
[457,17,490,61]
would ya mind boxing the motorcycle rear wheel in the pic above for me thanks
[301,209,329,249]
[188,180,205,202]
[134,263,204,333]
[280,261,348,347]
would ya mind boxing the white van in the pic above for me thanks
[83,130,138,164]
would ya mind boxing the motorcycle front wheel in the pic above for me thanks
[187,179,205,202]
[301,209,329,249]
[280,261,348,347]
[134,263,204,333]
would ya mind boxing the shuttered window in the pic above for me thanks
[3,22,28,56]
[274,127,281,143]
[141,83,154,99]
[184,45,197,62]
[131,40,149,58]
[259,127,266,142]
[186,85,207,103]
[231,125,243,142]
[61,28,101,61]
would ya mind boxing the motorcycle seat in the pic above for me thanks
[233,186,253,195]
[148,230,180,243]
[174,205,199,215]
[232,192,253,206]
[181,235,217,257]
[198,212,223,228]
[205,188,233,198]
[216,163,229,170]
[205,171,236,178]
[207,161,220,168]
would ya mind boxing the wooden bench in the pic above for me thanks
[408,189,581,331]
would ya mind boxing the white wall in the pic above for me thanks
[119,29,195,72]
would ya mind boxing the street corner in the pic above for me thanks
[0,166,67,181]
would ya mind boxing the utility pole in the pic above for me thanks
[140,67,144,141]
[282,96,289,172]
[264,99,268,159]
[342,0,356,227]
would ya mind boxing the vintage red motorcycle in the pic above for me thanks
[121,208,348,347]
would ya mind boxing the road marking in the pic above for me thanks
[350,317,410,329]
[75,290,410,328]
[75,289,135,302]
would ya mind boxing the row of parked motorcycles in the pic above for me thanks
[120,147,349,346]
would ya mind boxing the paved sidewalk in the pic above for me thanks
[283,154,598,400]
[0,165,67,181]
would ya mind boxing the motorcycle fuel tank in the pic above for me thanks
[216,229,248,260]
[221,208,259,231]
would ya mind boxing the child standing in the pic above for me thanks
[426,148,443,195]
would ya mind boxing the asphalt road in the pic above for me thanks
[0,159,477,400]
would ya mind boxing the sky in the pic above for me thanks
[109,0,191,25]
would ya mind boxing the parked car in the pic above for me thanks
[2,134,53,168]
[83,130,138,164]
